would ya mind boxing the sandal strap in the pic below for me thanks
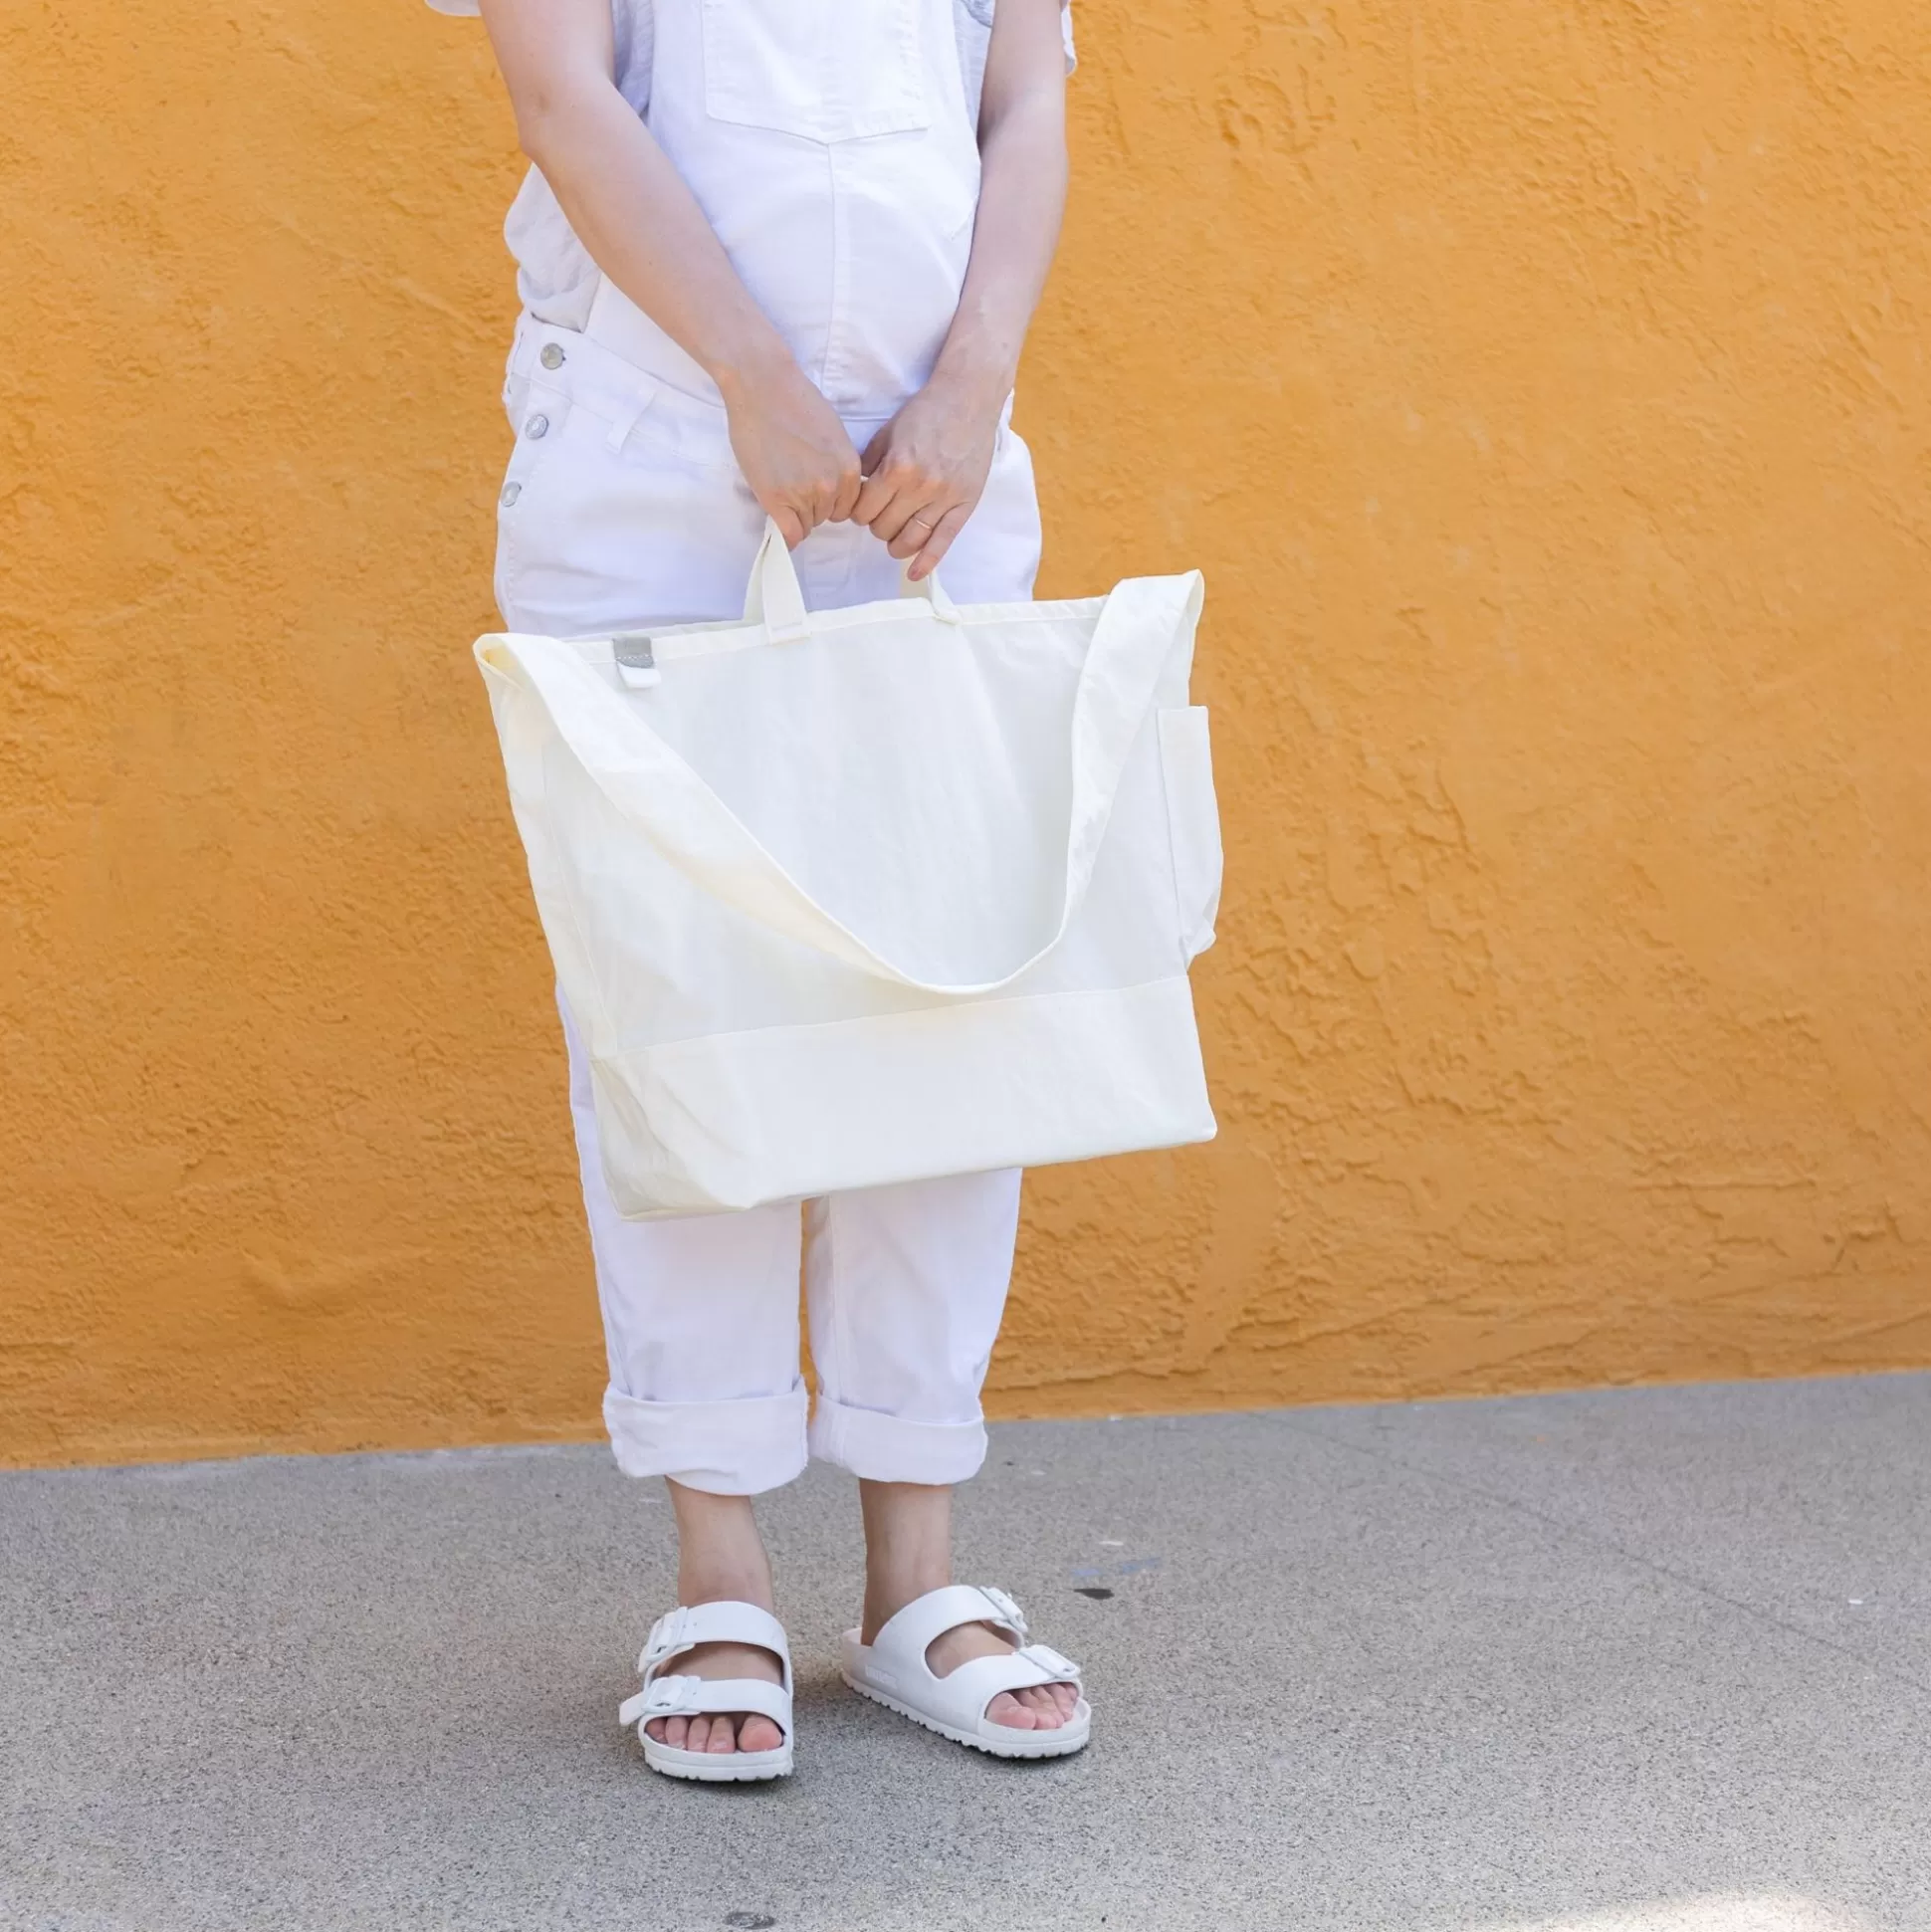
[637,1601,792,1689]
[867,1584,1028,1667]
[944,1651,1077,1729]
[1017,1642,1080,1681]
[618,1674,792,1736]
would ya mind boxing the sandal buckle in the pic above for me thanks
[977,1586,1028,1639]
[640,1674,703,1717]
[1022,1643,1078,1680]
[640,1606,692,1673]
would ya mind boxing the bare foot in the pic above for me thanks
[646,1482,784,1757]
[641,1635,786,1756]
[858,1478,1080,1733]
[923,1619,1081,1731]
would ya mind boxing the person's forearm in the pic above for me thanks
[509,77,792,401]
[931,91,1068,402]
[849,0,1067,574]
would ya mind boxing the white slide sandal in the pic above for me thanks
[617,1601,794,1783]
[842,1584,1091,1760]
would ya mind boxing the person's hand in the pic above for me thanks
[720,356,863,548]
[852,370,1005,581]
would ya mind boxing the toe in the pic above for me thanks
[739,1714,783,1755]
[985,1690,1038,1730]
[1050,1682,1080,1717]
[644,1717,666,1744]
[708,1716,739,1756]
[684,1714,711,1753]
[1024,1686,1064,1728]
[663,1715,689,1750]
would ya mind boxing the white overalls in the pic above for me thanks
[481,0,1050,1495]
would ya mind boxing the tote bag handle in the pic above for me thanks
[739,518,963,637]
[478,563,1204,999]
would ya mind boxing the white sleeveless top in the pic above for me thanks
[428,0,1074,332]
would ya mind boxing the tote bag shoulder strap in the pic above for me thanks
[475,569,1204,998]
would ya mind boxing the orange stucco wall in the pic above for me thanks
[4,2,1928,1468]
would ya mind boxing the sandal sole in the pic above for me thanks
[639,1738,793,1783]
[842,1672,1091,1760]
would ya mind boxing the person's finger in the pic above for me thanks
[853,428,896,525]
[885,496,954,561]
[906,500,970,581]
[857,443,953,541]
[828,449,864,525]
[766,501,808,548]
[879,495,946,550]
[852,468,899,530]
[805,454,855,530]
[857,462,937,542]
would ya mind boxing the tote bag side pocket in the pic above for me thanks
[1157,707,1222,962]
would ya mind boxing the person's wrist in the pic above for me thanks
[928,336,1017,415]
[707,330,802,409]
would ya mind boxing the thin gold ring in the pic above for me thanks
[907,514,935,531]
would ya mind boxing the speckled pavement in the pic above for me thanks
[3,1374,1927,1932]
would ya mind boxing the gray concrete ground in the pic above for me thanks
[2,1374,1928,1932]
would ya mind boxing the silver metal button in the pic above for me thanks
[500,481,521,507]
[526,413,549,440]
[539,342,565,370]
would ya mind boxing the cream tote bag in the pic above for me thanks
[475,521,1222,1218]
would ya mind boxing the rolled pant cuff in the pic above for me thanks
[807,1395,989,1485]
[602,1384,809,1496]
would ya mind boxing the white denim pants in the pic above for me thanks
[494,296,1046,1496]
[562,990,1024,1494]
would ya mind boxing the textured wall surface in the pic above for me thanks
[3,1,1928,1467]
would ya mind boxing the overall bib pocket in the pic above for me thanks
[702,0,929,142]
